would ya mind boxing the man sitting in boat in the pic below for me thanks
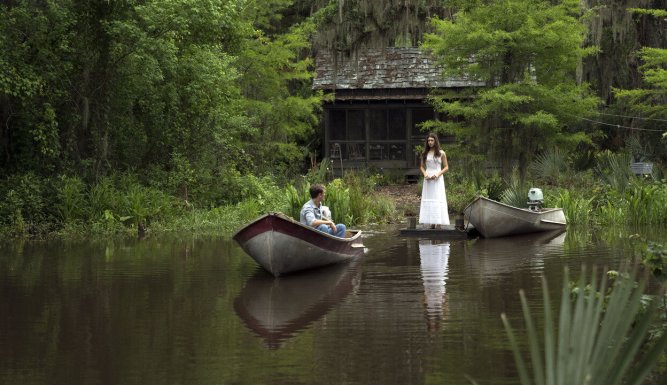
[300,184,347,238]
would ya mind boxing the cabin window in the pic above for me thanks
[330,110,346,140]
[347,110,365,140]
[369,109,406,140]
[411,108,435,136]
[367,108,406,160]
[388,110,406,140]
[369,110,387,140]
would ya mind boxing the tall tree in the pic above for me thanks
[578,0,667,153]
[0,0,326,201]
[0,0,252,178]
[614,8,667,163]
[581,0,666,104]
[0,0,75,173]
[234,1,324,179]
[310,0,453,54]
[422,0,600,177]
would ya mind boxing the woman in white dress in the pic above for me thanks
[419,133,450,229]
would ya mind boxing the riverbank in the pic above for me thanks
[2,167,666,241]
[376,184,421,212]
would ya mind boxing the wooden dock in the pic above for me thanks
[399,225,478,239]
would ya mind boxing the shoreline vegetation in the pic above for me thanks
[1,1,665,241]
[1,152,665,241]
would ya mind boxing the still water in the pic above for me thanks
[1,226,666,385]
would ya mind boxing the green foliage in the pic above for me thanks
[236,10,323,177]
[555,189,593,226]
[311,0,452,53]
[325,179,352,224]
[339,172,396,225]
[594,150,633,193]
[500,169,530,208]
[53,176,86,224]
[285,184,310,221]
[596,200,624,226]
[613,8,667,165]
[530,148,569,183]
[423,0,599,177]
[445,171,479,213]
[485,174,506,202]
[284,172,396,227]
[624,180,667,226]
[2,1,666,238]
[119,185,163,226]
[0,173,48,228]
[502,267,667,385]
[0,0,322,193]
[615,45,667,119]
[306,158,332,185]
[88,177,121,221]
[641,242,667,282]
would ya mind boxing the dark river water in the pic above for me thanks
[1,225,666,385]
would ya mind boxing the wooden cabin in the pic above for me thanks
[313,48,483,178]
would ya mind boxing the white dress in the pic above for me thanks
[419,240,450,320]
[419,151,450,225]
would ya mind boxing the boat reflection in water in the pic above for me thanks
[234,259,361,349]
[463,230,566,282]
[419,240,451,332]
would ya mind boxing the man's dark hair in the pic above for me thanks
[309,184,325,199]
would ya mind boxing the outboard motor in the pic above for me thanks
[527,188,544,211]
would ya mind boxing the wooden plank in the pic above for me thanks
[399,225,477,239]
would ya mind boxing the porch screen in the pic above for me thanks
[412,108,435,136]
[347,110,365,140]
[369,109,406,140]
[329,110,346,140]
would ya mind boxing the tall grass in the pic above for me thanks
[285,184,310,221]
[324,178,352,224]
[555,189,593,226]
[592,180,667,226]
[625,181,667,226]
[283,173,396,226]
[596,201,625,225]
[502,267,667,385]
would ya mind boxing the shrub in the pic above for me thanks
[501,169,530,208]
[595,151,633,193]
[53,175,86,223]
[285,184,309,221]
[325,178,352,224]
[555,189,593,226]
[625,180,667,226]
[88,177,122,222]
[0,173,49,227]
[447,178,477,214]
[530,147,568,183]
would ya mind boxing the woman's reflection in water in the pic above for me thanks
[419,240,450,332]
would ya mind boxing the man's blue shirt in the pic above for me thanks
[300,199,321,227]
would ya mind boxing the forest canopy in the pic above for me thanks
[0,0,666,207]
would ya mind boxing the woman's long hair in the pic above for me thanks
[421,133,442,165]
